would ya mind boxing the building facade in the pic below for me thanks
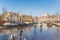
[33,16,38,22]
[2,12,22,22]
[39,14,60,22]
[22,15,33,23]
[1,12,33,23]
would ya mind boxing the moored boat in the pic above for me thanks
[2,22,18,26]
[2,22,33,26]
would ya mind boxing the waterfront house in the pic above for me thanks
[21,15,33,24]
[39,13,60,22]
[33,16,38,23]
[39,14,50,22]
[2,12,22,22]
[50,15,59,22]
[1,12,33,24]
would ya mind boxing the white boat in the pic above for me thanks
[2,22,18,26]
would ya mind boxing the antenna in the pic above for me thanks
[55,11,59,16]
[2,7,7,14]
[29,10,32,16]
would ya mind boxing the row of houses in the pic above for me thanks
[0,12,35,23]
[1,12,59,23]
[38,14,60,22]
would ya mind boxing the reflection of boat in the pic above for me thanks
[47,23,52,27]
[38,23,42,25]
[10,34,16,40]
[0,26,3,28]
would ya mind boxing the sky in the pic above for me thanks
[0,0,60,16]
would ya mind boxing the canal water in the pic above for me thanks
[0,24,60,40]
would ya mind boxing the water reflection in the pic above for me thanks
[19,29,23,40]
[11,35,15,40]
[34,25,36,34]
[55,27,60,40]
[0,25,60,40]
[40,25,42,33]
[47,23,52,28]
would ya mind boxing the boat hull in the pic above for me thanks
[2,22,34,27]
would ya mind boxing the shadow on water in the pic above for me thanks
[34,25,36,34]
[40,25,42,33]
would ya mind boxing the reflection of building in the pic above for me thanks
[1,28,17,34]
[2,12,22,22]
